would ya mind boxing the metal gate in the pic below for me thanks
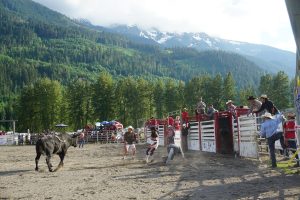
[200,120,216,153]
[158,125,164,146]
[238,116,259,158]
[188,121,200,150]
[232,118,239,153]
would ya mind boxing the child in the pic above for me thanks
[283,113,299,167]
[145,127,159,163]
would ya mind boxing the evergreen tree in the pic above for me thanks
[66,78,90,130]
[272,71,290,109]
[209,74,223,110]
[223,72,236,103]
[164,79,180,114]
[153,80,165,119]
[92,72,115,122]
[259,74,273,99]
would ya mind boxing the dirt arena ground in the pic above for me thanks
[0,143,300,200]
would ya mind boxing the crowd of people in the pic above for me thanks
[80,93,299,168]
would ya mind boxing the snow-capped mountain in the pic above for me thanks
[107,25,296,77]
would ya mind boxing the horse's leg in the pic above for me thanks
[54,153,64,172]
[46,154,53,172]
[35,152,41,171]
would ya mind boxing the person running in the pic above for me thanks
[123,126,137,160]
[165,125,184,164]
[145,127,159,163]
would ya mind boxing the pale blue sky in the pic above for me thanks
[33,0,296,53]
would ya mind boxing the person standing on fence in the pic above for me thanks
[283,113,299,167]
[260,112,285,168]
[78,130,85,148]
[206,104,218,120]
[226,100,237,118]
[145,127,159,163]
[123,126,137,160]
[254,94,279,115]
[247,96,262,116]
[196,97,206,121]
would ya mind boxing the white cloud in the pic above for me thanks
[33,0,296,52]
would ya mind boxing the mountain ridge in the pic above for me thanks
[0,0,277,94]
[101,24,295,77]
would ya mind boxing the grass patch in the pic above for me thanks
[277,161,300,174]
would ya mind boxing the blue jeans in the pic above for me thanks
[267,132,284,167]
[79,139,85,148]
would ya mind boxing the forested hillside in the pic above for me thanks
[0,0,265,93]
[0,0,293,132]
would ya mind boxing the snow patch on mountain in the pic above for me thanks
[193,35,202,41]
[139,31,149,39]
[157,35,173,44]
[229,40,242,45]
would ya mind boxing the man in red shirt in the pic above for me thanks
[148,117,158,129]
[174,116,181,131]
[283,113,299,167]
[181,108,189,124]
[167,116,174,126]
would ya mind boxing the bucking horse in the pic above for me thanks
[35,133,79,172]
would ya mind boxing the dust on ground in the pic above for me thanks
[0,143,299,200]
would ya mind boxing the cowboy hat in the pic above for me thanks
[247,96,256,100]
[127,126,134,130]
[262,112,273,119]
[260,94,268,99]
[226,100,233,104]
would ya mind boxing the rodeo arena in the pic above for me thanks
[1,1,300,199]
[1,95,300,199]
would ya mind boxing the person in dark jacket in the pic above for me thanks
[254,94,278,115]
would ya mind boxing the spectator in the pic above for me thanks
[181,108,189,124]
[148,117,158,129]
[78,130,85,148]
[196,97,206,114]
[123,126,137,160]
[260,112,285,168]
[254,94,278,115]
[174,116,181,131]
[206,104,218,120]
[226,100,237,117]
[167,115,174,126]
[283,113,299,167]
[247,96,262,116]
